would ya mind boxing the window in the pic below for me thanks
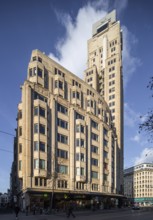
[104,174,108,181]
[103,128,108,136]
[34,106,45,118]
[58,180,67,188]
[39,107,45,117]
[91,158,98,166]
[19,144,22,153]
[76,153,85,162]
[34,107,39,116]
[40,142,45,152]
[34,124,38,133]
[57,149,68,159]
[58,165,68,174]
[34,141,39,151]
[34,92,47,103]
[109,101,115,107]
[19,127,22,136]
[104,151,108,158]
[19,160,22,171]
[109,94,115,100]
[32,56,37,61]
[59,81,63,89]
[76,112,84,120]
[91,120,98,129]
[92,184,98,191]
[91,132,98,141]
[91,171,98,179]
[57,118,68,129]
[57,133,68,144]
[38,57,42,63]
[35,177,38,186]
[29,68,33,77]
[109,80,115,86]
[72,91,75,98]
[76,92,80,99]
[18,110,22,119]
[55,80,58,88]
[40,124,45,135]
[34,159,39,169]
[109,87,115,93]
[39,159,45,169]
[76,125,84,133]
[38,68,42,77]
[91,145,98,154]
[87,100,93,107]
[81,153,85,162]
[76,167,84,176]
[57,103,68,115]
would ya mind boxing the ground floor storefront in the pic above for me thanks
[18,190,124,212]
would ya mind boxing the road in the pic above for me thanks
[0,208,153,220]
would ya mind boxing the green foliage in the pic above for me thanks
[139,77,153,142]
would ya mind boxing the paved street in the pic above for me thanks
[1,208,153,220]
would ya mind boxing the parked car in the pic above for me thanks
[132,205,140,210]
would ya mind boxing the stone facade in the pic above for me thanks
[13,10,124,210]
[124,163,153,206]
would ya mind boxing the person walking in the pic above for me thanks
[25,205,29,216]
[32,204,36,215]
[67,202,75,218]
[14,204,20,220]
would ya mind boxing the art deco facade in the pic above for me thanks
[124,163,153,206]
[13,10,124,209]
[84,10,123,191]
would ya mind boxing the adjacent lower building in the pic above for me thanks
[11,10,124,210]
[124,163,153,206]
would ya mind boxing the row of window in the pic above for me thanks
[109,73,115,79]
[33,94,111,124]
[108,58,116,65]
[32,56,42,63]
[72,79,81,88]
[109,66,115,72]
[29,67,43,78]
[109,80,115,86]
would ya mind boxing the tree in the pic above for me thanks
[139,77,153,141]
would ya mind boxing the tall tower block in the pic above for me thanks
[85,10,124,193]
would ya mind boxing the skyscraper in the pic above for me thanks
[11,10,124,210]
[85,10,123,193]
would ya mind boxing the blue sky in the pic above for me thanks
[0,0,153,193]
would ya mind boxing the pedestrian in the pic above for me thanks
[32,204,36,215]
[67,202,75,218]
[14,204,20,220]
[25,205,29,216]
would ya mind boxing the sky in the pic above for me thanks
[0,0,153,193]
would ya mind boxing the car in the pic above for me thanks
[132,205,140,210]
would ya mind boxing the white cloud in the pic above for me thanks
[124,102,141,127]
[134,148,153,165]
[122,26,141,87]
[49,2,108,78]
[114,0,128,14]
[49,0,139,85]
[130,134,140,143]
